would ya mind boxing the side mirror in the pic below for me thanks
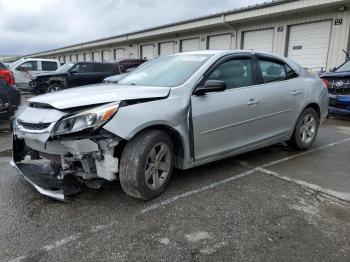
[69,69,78,74]
[126,67,136,73]
[330,67,337,72]
[194,80,226,95]
[16,65,27,71]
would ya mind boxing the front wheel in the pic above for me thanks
[119,130,174,200]
[288,107,319,150]
[47,84,63,93]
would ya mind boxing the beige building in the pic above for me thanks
[4,0,350,71]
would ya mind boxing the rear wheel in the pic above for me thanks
[119,130,174,200]
[288,107,319,150]
[47,84,62,93]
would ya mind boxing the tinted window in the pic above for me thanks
[207,59,253,89]
[0,62,6,69]
[42,61,58,71]
[118,54,213,87]
[17,61,38,71]
[258,60,287,83]
[94,63,113,73]
[73,63,93,73]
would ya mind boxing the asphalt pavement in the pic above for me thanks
[0,116,349,261]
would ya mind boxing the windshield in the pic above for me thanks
[118,54,213,87]
[335,61,350,72]
[55,63,74,73]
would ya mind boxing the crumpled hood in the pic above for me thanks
[31,72,66,80]
[28,84,171,109]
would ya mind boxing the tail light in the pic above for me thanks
[322,79,329,89]
[0,69,15,86]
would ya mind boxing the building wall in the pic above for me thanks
[35,3,350,70]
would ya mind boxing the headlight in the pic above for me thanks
[53,102,119,135]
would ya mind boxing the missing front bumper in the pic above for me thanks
[10,159,81,202]
[11,133,120,201]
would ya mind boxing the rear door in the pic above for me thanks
[68,63,94,87]
[248,54,302,143]
[92,63,114,83]
[191,54,263,160]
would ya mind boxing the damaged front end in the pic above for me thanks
[11,102,122,201]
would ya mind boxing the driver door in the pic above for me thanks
[191,55,261,160]
[15,61,39,88]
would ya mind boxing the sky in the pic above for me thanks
[0,0,266,56]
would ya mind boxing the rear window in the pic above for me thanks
[94,63,113,73]
[42,61,58,71]
[0,62,6,69]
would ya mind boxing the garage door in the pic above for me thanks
[181,38,200,52]
[159,42,175,56]
[102,50,111,62]
[141,45,155,60]
[84,53,91,62]
[114,49,124,60]
[243,28,274,52]
[208,34,232,50]
[92,51,101,62]
[77,53,84,61]
[287,21,332,70]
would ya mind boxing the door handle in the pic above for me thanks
[247,99,260,106]
[291,90,302,96]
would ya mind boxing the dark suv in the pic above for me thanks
[30,59,146,93]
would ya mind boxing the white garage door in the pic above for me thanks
[78,53,84,61]
[243,28,274,52]
[102,50,111,62]
[84,53,91,61]
[159,42,175,56]
[114,49,124,60]
[208,34,232,50]
[287,21,332,70]
[181,38,200,52]
[141,45,155,60]
[92,51,101,62]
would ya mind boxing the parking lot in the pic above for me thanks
[0,107,349,261]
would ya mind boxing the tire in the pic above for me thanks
[47,84,63,93]
[119,130,174,200]
[288,107,319,150]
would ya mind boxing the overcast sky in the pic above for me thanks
[0,0,266,56]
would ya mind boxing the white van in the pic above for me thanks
[9,58,61,89]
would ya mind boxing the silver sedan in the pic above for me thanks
[12,50,329,201]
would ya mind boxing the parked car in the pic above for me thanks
[9,58,60,89]
[30,59,146,93]
[0,78,21,120]
[0,61,15,86]
[12,50,328,201]
[319,60,350,116]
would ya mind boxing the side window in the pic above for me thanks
[207,59,253,89]
[74,63,93,73]
[17,61,38,71]
[94,63,113,73]
[285,64,298,79]
[258,59,286,83]
[42,61,58,71]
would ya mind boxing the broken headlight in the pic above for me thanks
[53,102,119,135]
